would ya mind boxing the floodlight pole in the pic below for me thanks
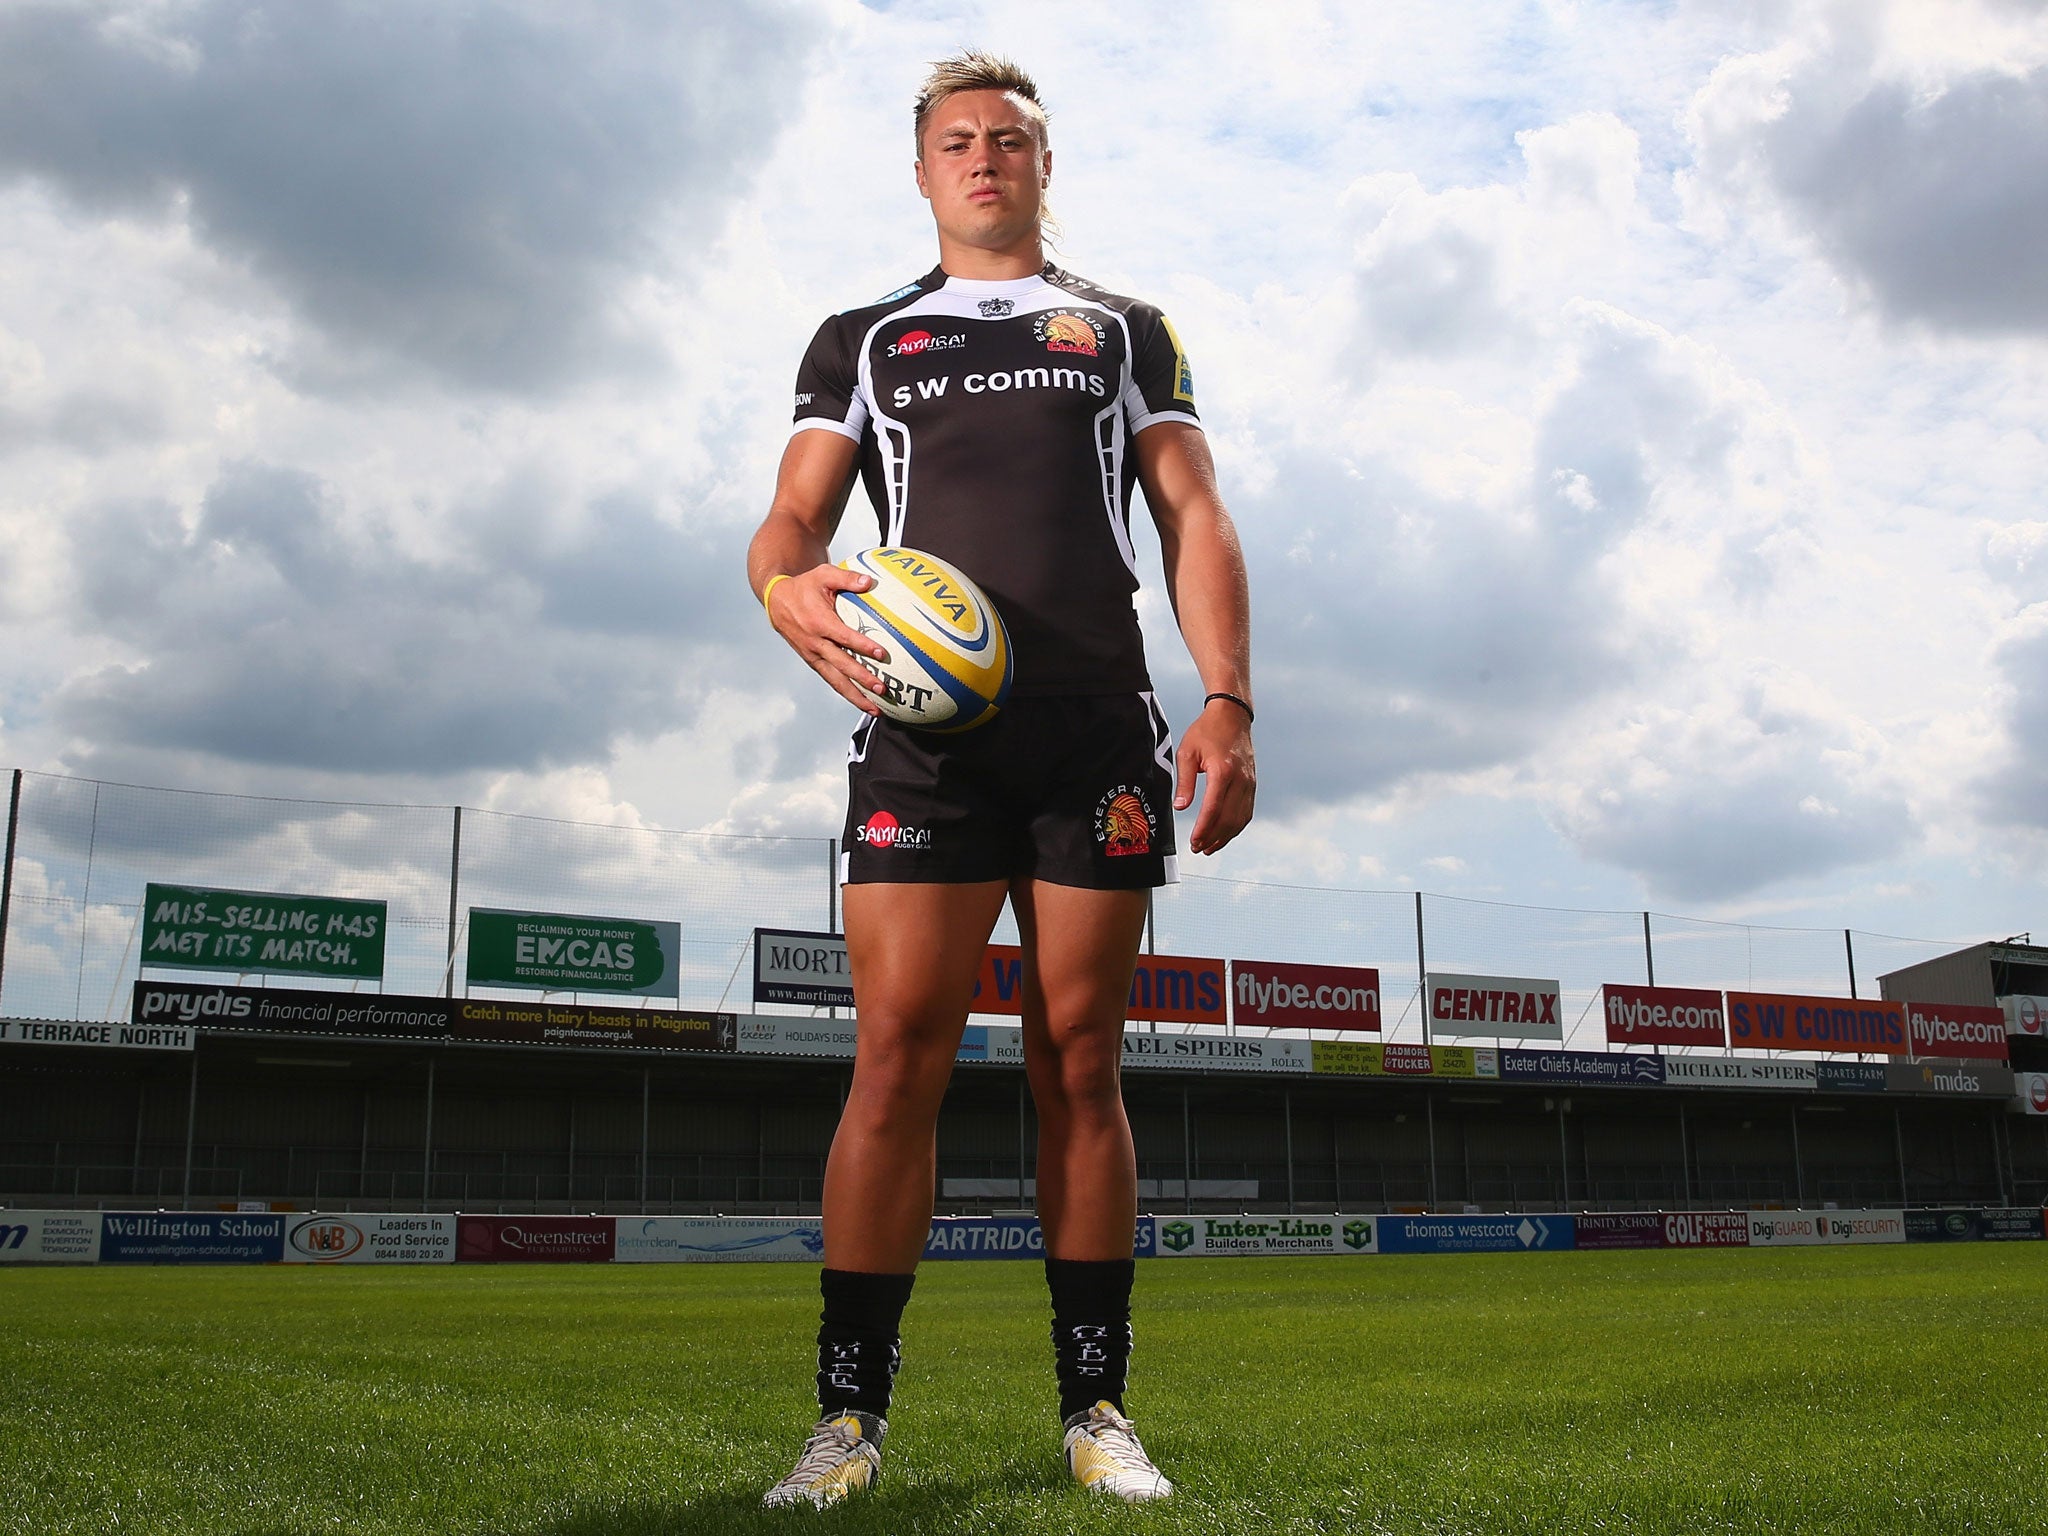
[0,768,21,1006]
[1414,892,1429,1048]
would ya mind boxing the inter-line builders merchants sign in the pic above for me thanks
[467,908,680,997]
[142,882,386,981]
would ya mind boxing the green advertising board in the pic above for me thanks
[466,909,680,998]
[141,883,387,981]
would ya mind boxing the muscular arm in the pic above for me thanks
[747,429,889,712]
[1134,421,1256,855]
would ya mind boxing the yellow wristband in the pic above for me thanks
[762,573,793,620]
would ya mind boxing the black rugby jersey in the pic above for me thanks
[791,264,1200,697]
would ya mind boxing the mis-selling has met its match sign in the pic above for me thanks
[142,882,386,981]
[467,909,679,997]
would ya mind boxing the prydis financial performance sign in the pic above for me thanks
[1726,991,1909,1056]
[1229,960,1381,1032]
[1601,984,1726,1048]
[1425,972,1563,1041]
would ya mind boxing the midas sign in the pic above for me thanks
[1726,991,1907,1055]
[1426,971,1562,1041]
[973,945,1224,1025]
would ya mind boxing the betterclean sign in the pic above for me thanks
[142,882,386,981]
[467,908,679,997]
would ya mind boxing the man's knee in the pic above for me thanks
[1030,1021,1125,1115]
[848,1014,961,1117]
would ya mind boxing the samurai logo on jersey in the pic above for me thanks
[1034,310,1107,356]
[889,329,967,359]
[1094,787,1156,857]
[858,810,932,851]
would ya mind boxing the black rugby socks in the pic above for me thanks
[816,1267,916,1420]
[1045,1256,1136,1423]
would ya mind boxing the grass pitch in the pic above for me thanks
[3,1244,2044,1534]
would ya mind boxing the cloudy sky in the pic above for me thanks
[2,0,2046,954]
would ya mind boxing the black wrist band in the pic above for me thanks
[1205,691,1254,724]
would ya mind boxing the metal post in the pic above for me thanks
[181,1047,199,1209]
[1844,930,1858,999]
[1283,1089,1295,1214]
[359,1088,372,1200]
[566,1096,577,1205]
[640,1067,651,1211]
[1145,891,1156,954]
[1642,911,1655,987]
[1332,1103,1343,1210]
[1016,1077,1029,1205]
[74,781,100,1019]
[1789,1108,1805,1205]
[1425,1093,1439,1211]
[1991,1110,2009,1207]
[1678,1100,1693,1207]
[422,1055,436,1212]
[445,807,463,998]
[828,838,839,932]
[0,768,22,1006]
[1181,1085,1193,1214]
[1557,1100,1571,1207]
[1414,892,1430,1047]
[1893,1108,1909,1205]
[130,1073,146,1196]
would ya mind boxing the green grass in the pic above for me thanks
[2,1246,2045,1534]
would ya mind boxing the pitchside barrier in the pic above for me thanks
[3,1208,2042,1264]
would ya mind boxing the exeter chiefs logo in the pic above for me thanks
[1094,786,1156,857]
[1034,310,1106,356]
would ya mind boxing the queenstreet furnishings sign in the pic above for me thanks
[141,882,386,981]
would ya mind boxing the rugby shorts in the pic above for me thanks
[841,692,1178,889]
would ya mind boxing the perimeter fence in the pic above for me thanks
[0,768,1968,1051]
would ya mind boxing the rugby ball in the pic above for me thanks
[836,546,1012,732]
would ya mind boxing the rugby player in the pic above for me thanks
[747,50,1255,1508]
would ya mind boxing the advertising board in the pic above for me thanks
[1601,984,1726,1048]
[1662,1057,1816,1091]
[1573,1212,1667,1250]
[753,928,854,1008]
[1311,1042,1499,1079]
[1814,1062,1889,1093]
[923,1217,1156,1261]
[1500,1049,1667,1088]
[1228,960,1381,1032]
[1999,994,2048,1040]
[1425,972,1563,1040]
[1726,992,1908,1055]
[0,1210,103,1263]
[455,1215,615,1262]
[99,1211,283,1263]
[2,1018,193,1051]
[975,946,1226,1025]
[614,1217,825,1263]
[985,1026,1315,1074]
[1746,1210,1906,1246]
[1662,1211,1749,1247]
[1153,1215,1379,1256]
[132,980,449,1040]
[2018,1072,2048,1115]
[451,999,735,1053]
[142,882,386,980]
[1376,1214,1574,1254]
[1884,1060,2014,1097]
[281,1214,455,1264]
[467,909,680,998]
[1903,1209,1984,1243]
[736,1015,988,1064]
[1978,1208,2046,1241]
[1903,1002,2009,1061]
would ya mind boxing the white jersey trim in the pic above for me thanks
[792,416,863,442]
[1128,407,1201,434]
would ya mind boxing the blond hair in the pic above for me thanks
[912,51,1050,158]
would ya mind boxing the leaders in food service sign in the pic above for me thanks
[745,51,1255,1509]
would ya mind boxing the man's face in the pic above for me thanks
[914,88,1050,254]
